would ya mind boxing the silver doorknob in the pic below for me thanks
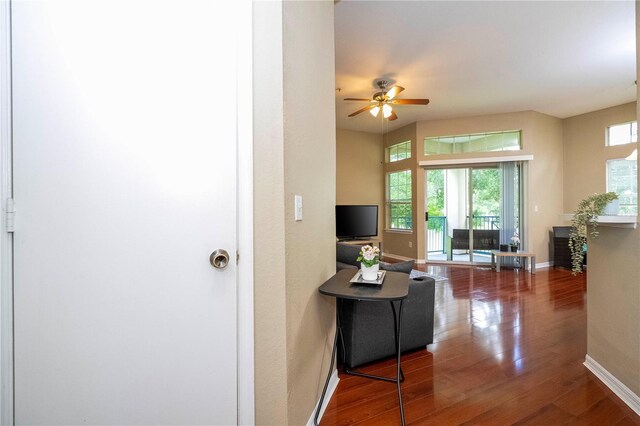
[210,249,230,269]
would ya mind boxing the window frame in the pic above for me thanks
[606,121,637,147]
[424,130,521,156]
[606,157,638,215]
[387,140,412,163]
[386,169,413,231]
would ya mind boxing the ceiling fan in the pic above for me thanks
[345,80,430,121]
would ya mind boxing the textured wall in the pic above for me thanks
[562,102,636,213]
[252,2,288,424]
[283,2,337,425]
[584,1,640,404]
[336,129,384,238]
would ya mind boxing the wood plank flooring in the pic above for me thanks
[320,265,640,425]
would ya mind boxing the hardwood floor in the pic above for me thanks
[320,265,640,425]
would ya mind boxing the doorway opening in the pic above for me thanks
[425,162,523,264]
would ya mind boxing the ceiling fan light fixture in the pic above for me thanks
[382,104,393,118]
[370,106,380,117]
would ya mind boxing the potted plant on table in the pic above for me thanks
[509,235,520,252]
[357,245,380,281]
[569,192,619,275]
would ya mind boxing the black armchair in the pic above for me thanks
[338,276,435,368]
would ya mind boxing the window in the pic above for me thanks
[607,122,637,146]
[424,130,521,155]
[387,140,411,162]
[606,159,637,215]
[387,170,412,230]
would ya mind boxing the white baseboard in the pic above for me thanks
[306,368,340,426]
[584,355,640,416]
[535,261,553,270]
[415,258,426,264]
[382,252,415,262]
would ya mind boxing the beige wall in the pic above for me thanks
[587,226,640,396]
[283,1,337,425]
[382,123,419,258]
[584,2,640,405]
[336,129,384,237]
[253,2,336,425]
[253,2,288,424]
[414,111,564,264]
[562,102,637,213]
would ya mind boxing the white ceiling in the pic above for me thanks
[334,1,637,134]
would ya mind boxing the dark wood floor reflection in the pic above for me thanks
[320,265,640,425]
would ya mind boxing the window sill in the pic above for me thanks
[384,229,413,234]
[562,214,638,229]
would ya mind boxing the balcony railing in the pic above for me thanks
[426,215,501,253]
[427,216,446,253]
[470,215,500,230]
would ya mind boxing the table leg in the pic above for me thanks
[314,300,340,426]
[532,256,536,274]
[344,301,405,383]
[391,300,406,426]
[496,256,501,272]
[491,252,495,270]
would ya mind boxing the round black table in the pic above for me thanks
[314,269,409,426]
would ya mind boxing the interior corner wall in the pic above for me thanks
[583,2,640,404]
[562,102,637,213]
[382,123,419,259]
[252,1,288,424]
[282,2,337,425]
[527,111,564,265]
[336,129,384,238]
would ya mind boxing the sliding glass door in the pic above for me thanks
[425,162,522,264]
[470,167,501,264]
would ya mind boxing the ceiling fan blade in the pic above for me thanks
[388,111,398,121]
[348,104,376,117]
[385,86,405,100]
[390,99,430,105]
[343,98,375,102]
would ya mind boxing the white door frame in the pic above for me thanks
[0,1,14,423]
[0,1,255,423]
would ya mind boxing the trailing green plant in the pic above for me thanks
[569,192,618,275]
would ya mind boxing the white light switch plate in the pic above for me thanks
[294,195,303,221]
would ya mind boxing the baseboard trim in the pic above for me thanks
[306,368,340,426]
[382,252,415,262]
[535,261,552,270]
[415,258,426,264]
[584,355,640,416]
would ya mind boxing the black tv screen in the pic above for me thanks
[336,205,378,239]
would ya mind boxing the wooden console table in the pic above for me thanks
[491,250,536,274]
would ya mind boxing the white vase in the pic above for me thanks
[603,199,620,216]
[361,263,379,281]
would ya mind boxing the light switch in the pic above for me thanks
[294,195,303,221]
[534,205,539,213]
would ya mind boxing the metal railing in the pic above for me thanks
[427,215,500,254]
[427,216,446,253]
[470,215,500,230]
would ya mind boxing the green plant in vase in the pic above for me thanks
[569,192,618,275]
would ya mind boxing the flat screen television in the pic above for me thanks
[336,205,378,240]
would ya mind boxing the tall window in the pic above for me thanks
[606,159,638,215]
[387,170,412,230]
[387,140,411,162]
[607,122,637,146]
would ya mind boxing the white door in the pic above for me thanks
[11,1,240,424]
